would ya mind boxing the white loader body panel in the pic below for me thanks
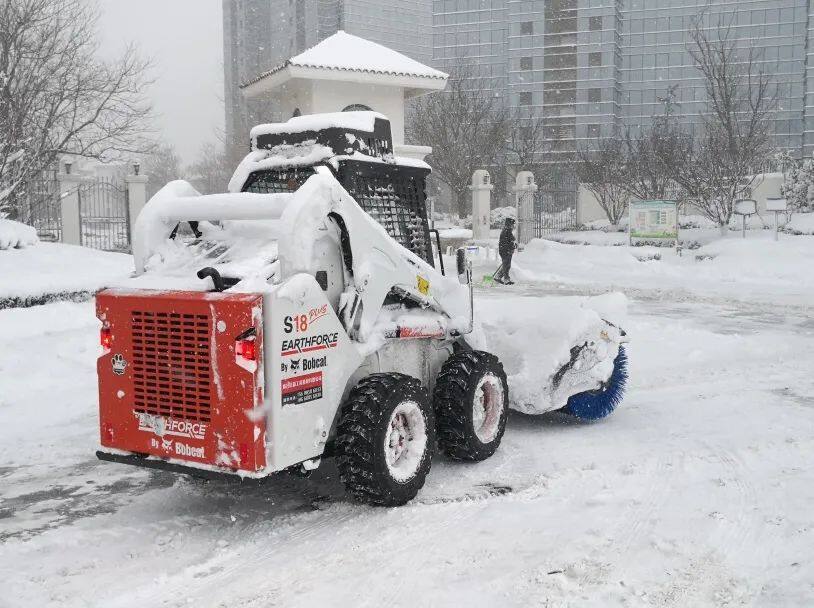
[263,274,362,470]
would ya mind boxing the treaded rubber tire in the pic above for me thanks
[564,346,628,421]
[335,373,435,506]
[433,351,509,462]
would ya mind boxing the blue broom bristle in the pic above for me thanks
[565,346,628,421]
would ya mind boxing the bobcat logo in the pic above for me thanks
[111,354,127,376]
[290,359,301,371]
[161,439,173,451]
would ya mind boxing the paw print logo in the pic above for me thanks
[111,353,127,376]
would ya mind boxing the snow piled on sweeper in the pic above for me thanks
[475,293,628,416]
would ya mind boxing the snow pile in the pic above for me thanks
[228,143,333,193]
[0,243,132,305]
[502,232,814,306]
[784,212,814,235]
[545,230,629,247]
[438,227,472,240]
[477,292,627,414]
[0,218,38,250]
[250,111,386,140]
[693,237,814,286]
[134,180,292,273]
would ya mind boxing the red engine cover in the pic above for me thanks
[96,289,265,474]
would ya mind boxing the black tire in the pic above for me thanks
[433,351,509,461]
[335,373,435,506]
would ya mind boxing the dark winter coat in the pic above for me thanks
[498,224,516,258]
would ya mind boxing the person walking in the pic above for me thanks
[494,217,517,284]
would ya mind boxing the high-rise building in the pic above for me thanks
[432,0,814,162]
[223,0,432,153]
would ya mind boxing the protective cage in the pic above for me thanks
[96,289,266,474]
[241,160,434,266]
[337,160,434,266]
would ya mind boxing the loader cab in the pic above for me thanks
[238,112,439,270]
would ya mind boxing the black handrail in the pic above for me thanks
[429,228,445,276]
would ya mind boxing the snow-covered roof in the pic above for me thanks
[241,31,447,88]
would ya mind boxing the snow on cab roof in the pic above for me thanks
[249,111,386,139]
[241,31,448,88]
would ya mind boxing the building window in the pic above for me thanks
[587,124,601,138]
[589,52,602,67]
[519,92,533,106]
[520,21,533,35]
[588,88,601,102]
[589,16,603,31]
[520,56,533,70]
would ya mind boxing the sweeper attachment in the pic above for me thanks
[95,111,626,506]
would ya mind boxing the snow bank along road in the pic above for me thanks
[1,285,813,606]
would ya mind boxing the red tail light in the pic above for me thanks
[100,326,112,351]
[236,337,256,361]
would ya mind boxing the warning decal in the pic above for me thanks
[281,372,323,406]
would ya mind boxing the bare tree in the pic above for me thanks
[576,135,630,229]
[506,106,547,171]
[407,66,509,217]
[143,142,183,199]
[0,0,153,217]
[187,141,234,195]
[674,14,776,233]
[624,86,691,204]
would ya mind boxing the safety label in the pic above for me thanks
[281,372,323,406]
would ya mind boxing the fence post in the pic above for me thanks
[469,170,492,241]
[58,163,83,246]
[513,171,537,246]
[125,168,148,245]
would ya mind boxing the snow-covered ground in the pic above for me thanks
[501,232,814,307]
[2,236,814,606]
[0,243,132,306]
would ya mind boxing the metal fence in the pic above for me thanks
[534,173,579,236]
[18,168,62,242]
[78,177,131,251]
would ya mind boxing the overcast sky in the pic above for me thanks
[96,0,225,165]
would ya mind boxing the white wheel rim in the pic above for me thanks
[384,400,428,483]
[473,374,505,444]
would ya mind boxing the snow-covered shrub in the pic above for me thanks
[580,218,629,232]
[490,206,516,228]
[783,212,814,235]
[0,219,38,250]
[779,155,814,213]
[678,215,716,229]
[455,206,517,230]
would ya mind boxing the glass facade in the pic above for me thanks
[223,0,432,152]
[433,0,814,161]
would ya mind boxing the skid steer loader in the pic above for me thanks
[96,112,626,506]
